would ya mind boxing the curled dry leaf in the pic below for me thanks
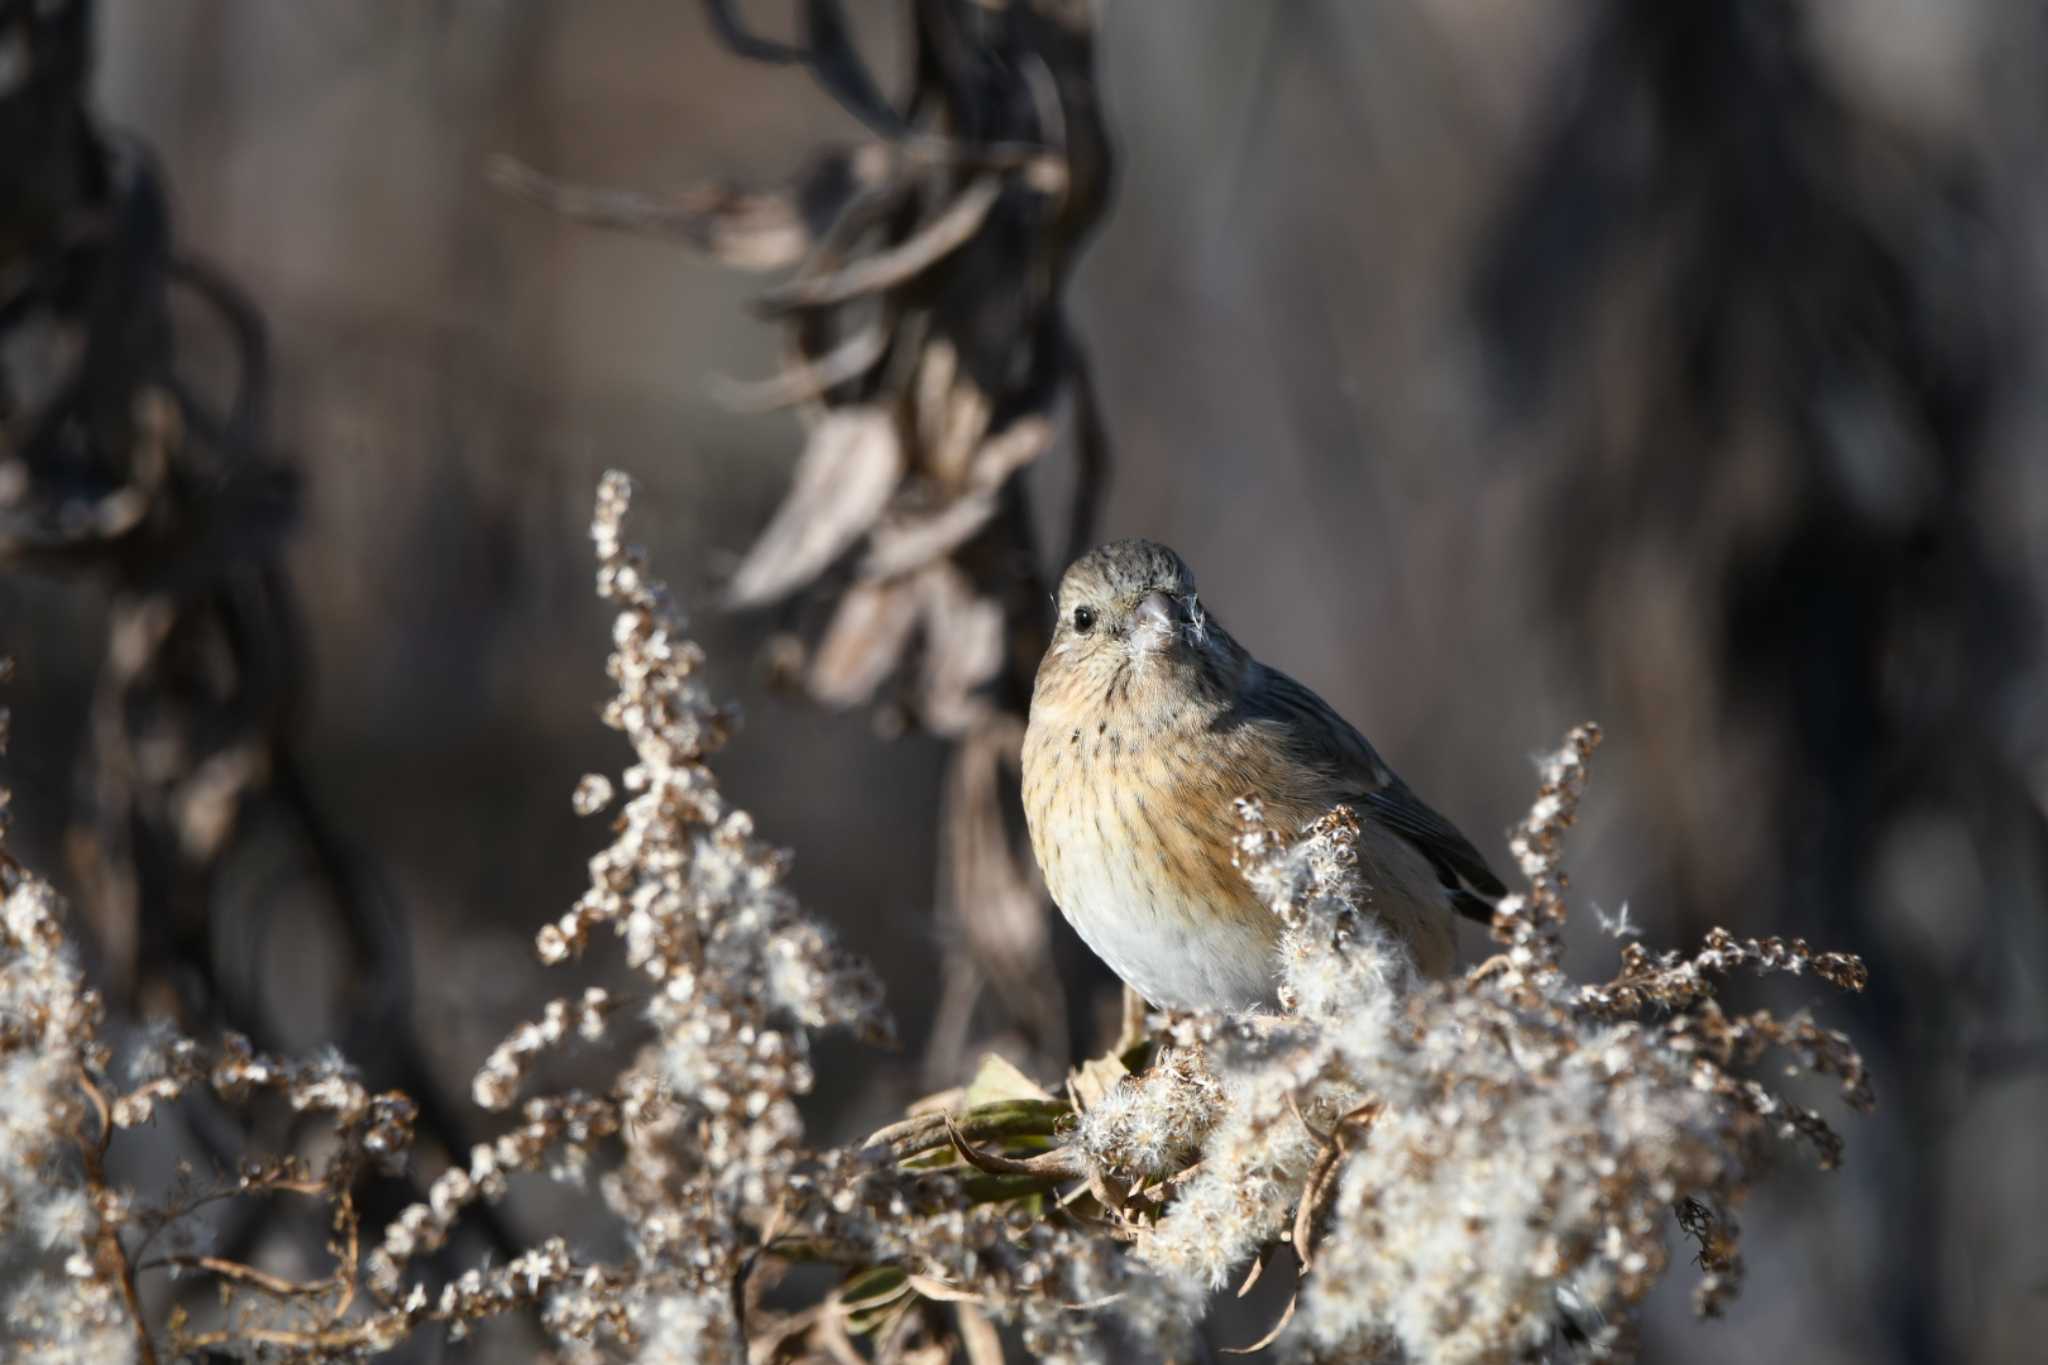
[914,340,991,486]
[862,418,1057,581]
[759,175,1005,312]
[914,340,961,466]
[915,566,1007,736]
[805,559,1012,720]
[860,411,1056,581]
[726,406,904,608]
[945,1117,1088,1181]
[1222,1288,1298,1357]
[711,324,889,413]
[808,578,924,709]
[863,494,1002,582]
[967,416,1056,493]
[488,154,814,270]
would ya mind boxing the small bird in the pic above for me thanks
[1021,539,1503,1011]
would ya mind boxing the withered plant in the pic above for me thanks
[0,0,509,1267]
[3,471,1871,1362]
[495,0,1117,1073]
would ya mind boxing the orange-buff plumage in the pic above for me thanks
[1022,540,1503,1011]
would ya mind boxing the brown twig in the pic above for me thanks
[1289,1098,1383,1274]
[135,1254,325,1300]
[77,1074,158,1365]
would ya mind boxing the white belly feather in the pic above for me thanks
[1031,795,1281,1012]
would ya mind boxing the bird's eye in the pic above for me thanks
[1072,605,1097,634]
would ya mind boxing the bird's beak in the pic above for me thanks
[1130,591,1177,654]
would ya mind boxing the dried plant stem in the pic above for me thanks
[78,1075,158,1365]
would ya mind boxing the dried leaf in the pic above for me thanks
[1236,1245,1274,1299]
[913,338,962,466]
[906,1086,967,1118]
[862,493,999,581]
[172,744,269,858]
[710,324,888,413]
[967,417,1054,492]
[914,342,992,485]
[915,566,1005,734]
[1066,1052,1130,1115]
[944,1118,1086,1180]
[727,406,904,607]
[1222,1288,1298,1356]
[489,155,812,269]
[759,175,1004,311]
[903,1275,985,1305]
[817,1289,871,1365]
[808,580,920,708]
[954,1303,1005,1365]
[963,1053,1055,1107]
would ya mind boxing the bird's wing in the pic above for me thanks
[1350,783,1506,923]
[1251,666,1505,924]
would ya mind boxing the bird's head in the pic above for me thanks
[1038,539,1246,708]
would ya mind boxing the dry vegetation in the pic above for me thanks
[1,472,1871,1363]
[498,0,1118,1082]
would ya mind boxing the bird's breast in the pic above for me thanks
[1021,699,1282,1011]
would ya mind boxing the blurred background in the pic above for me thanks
[4,2,2045,1361]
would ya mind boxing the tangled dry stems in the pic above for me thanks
[0,472,1870,1363]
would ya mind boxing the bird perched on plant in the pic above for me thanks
[1021,539,1503,1012]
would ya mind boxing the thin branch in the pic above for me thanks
[77,1074,159,1365]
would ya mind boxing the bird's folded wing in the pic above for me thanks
[1249,665,1506,922]
[1350,784,1506,923]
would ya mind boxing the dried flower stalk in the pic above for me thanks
[1,479,1871,1363]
